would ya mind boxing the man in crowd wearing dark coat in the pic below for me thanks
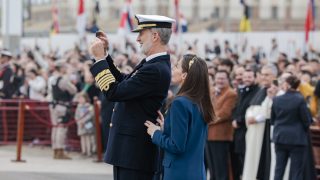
[232,68,260,180]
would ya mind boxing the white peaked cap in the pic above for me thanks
[132,14,176,32]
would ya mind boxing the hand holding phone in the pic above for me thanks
[95,30,108,52]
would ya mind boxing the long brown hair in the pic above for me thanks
[177,54,215,123]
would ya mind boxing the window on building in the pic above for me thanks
[211,7,220,18]
[271,6,278,19]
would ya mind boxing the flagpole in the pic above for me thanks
[173,0,183,56]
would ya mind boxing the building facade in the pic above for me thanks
[18,0,320,33]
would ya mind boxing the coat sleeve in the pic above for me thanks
[105,55,128,81]
[270,99,276,125]
[299,99,312,130]
[91,59,161,102]
[152,99,189,154]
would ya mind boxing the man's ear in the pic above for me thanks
[152,32,159,42]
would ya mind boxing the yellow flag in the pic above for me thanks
[239,17,251,32]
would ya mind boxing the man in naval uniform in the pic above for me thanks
[89,14,175,180]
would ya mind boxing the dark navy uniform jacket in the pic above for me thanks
[90,54,171,172]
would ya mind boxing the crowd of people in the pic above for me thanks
[0,25,319,179]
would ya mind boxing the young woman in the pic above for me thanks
[145,54,215,180]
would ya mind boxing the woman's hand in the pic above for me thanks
[144,121,160,137]
[156,110,165,131]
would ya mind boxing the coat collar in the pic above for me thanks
[146,52,167,62]
[145,54,170,64]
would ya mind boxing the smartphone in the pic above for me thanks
[95,30,104,38]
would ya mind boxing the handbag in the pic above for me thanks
[84,119,94,133]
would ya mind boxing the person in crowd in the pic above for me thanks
[75,92,96,157]
[214,39,221,57]
[298,71,317,116]
[223,40,233,58]
[232,68,260,180]
[269,38,279,63]
[49,61,77,160]
[271,75,312,180]
[233,65,245,89]
[80,71,100,103]
[242,64,278,180]
[0,50,15,99]
[218,58,234,74]
[269,72,292,180]
[89,14,174,180]
[144,55,215,180]
[21,69,47,101]
[206,70,237,180]
[11,63,25,98]
[277,72,292,95]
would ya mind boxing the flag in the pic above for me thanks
[51,0,59,34]
[95,0,100,15]
[239,0,252,32]
[173,0,188,34]
[305,0,315,42]
[173,0,180,33]
[93,0,100,22]
[180,14,188,33]
[118,0,134,35]
[76,0,86,37]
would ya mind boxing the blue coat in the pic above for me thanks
[271,91,312,146]
[90,54,171,172]
[152,96,207,180]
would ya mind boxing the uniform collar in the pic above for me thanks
[146,52,167,62]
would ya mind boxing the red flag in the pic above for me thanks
[78,0,84,15]
[77,0,86,36]
[118,0,134,34]
[305,0,315,42]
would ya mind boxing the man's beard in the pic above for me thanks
[140,39,152,55]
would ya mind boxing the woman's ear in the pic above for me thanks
[182,72,187,80]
